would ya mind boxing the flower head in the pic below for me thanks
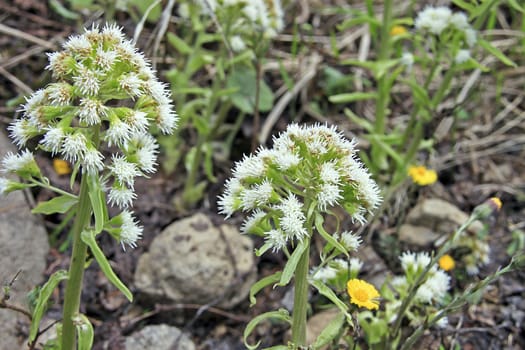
[438,254,455,271]
[390,25,407,36]
[219,123,381,253]
[347,279,380,310]
[408,165,437,186]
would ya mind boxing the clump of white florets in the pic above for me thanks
[414,6,477,61]
[218,123,381,253]
[1,24,178,249]
[394,251,451,304]
[179,0,284,51]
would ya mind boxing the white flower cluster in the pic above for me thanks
[394,251,451,304]
[311,257,363,284]
[1,24,178,249]
[219,123,381,252]
[414,6,477,61]
[180,0,284,51]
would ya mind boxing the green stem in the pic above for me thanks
[371,0,393,170]
[61,173,92,350]
[291,241,310,348]
[388,215,477,349]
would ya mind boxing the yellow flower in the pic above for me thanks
[390,25,407,36]
[408,165,437,186]
[489,197,502,211]
[438,254,455,271]
[347,279,380,310]
[53,158,71,175]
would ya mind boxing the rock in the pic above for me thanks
[134,213,256,309]
[399,198,483,246]
[398,224,440,246]
[125,324,195,350]
[306,308,341,347]
[0,131,50,350]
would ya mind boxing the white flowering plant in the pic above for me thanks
[331,3,516,188]
[0,24,177,350]
[219,123,382,348]
[159,0,284,208]
[329,198,523,350]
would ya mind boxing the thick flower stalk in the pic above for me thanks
[219,123,381,347]
[0,24,177,350]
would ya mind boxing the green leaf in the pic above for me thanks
[310,279,351,321]
[32,195,78,215]
[29,270,69,342]
[75,313,94,350]
[226,66,274,113]
[167,32,193,55]
[128,0,161,22]
[81,230,133,301]
[344,108,374,132]
[315,214,348,257]
[249,271,282,306]
[278,240,308,286]
[243,309,291,350]
[329,92,377,104]
[312,311,345,349]
[87,174,108,233]
[203,143,217,183]
[49,0,80,19]
[478,38,517,67]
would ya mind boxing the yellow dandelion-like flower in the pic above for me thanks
[408,165,437,186]
[438,254,455,271]
[347,279,380,310]
[390,25,408,36]
[53,158,71,175]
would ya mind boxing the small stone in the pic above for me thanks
[134,213,256,309]
[0,131,49,350]
[399,198,484,247]
[125,324,195,350]
[398,224,441,246]
[306,308,341,346]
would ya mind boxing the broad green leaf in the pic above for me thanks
[29,270,69,342]
[69,0,94,9]
[32,195,77,215]
[226,66,274,113]
[329,92,377,104]
[312,311,345,349]
[249,271,282,306]
[478,38,517,67]
[87,175,108,233]
[74,314,94,350]
[81,230,133,301]
[310,279,351,320]
[315,214,348,257]
[338,16,381,30]
[357,311,388,345]
[243,309,291,350]
[278,240,308,286]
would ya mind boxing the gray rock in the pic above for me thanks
[306,308,341,347]
[134,213,256,309]
[125,324,195,350]
[399,198,483,246]
[0,131,50,350]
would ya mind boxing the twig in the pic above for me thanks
[151,0,176,69]
[0,66,33,94]
[259,52,322,144]
[0,23,56,50]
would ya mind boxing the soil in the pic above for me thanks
[0,1,523,349]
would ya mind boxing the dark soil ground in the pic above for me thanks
[1,1,524,349]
